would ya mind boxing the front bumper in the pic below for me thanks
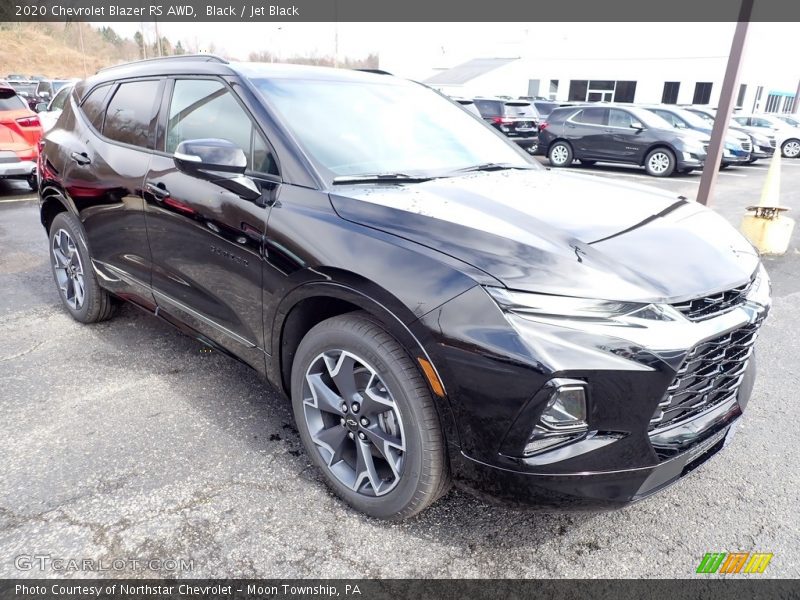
[420,267,770,509]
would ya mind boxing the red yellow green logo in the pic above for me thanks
[696,552,773,574]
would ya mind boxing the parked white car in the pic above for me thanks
[732,113,800,159]
[35,83,73,132]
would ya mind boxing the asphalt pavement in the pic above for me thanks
[1,159,798,579]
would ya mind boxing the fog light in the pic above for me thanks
[523,380,588,457]
[540,382,587,430]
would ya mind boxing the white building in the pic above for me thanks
[380,23,799,114]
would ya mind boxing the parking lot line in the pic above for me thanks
[0,197,36,204]
[718,171,748,177]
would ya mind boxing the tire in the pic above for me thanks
[644,147,676,177]
[27,173,37,191]
[548,141,573,167]
[781,139,800,159]
[579,159,596,166]
[291,312,449,520]
[719,163,730,170]
[48,211,115,324]
[678,167,694,175]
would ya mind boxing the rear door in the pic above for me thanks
[565,107,609,158]
[502,101,538,140]
[143,77,279,369]
[57,79,161,308]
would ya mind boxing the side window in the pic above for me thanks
[608,109,635,128]
[80,84,112,131]
[50,86,70,112]
[102,80,161,149]
[732,116,748,126]
[166,79,277,175]
[573,107,606,126]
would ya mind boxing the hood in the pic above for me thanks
[329,169,759,303]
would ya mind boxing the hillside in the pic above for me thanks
[0,23,144,78]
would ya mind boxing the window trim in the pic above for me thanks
[156,75,281,179]
[568,107,609,127]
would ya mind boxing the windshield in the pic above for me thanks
[0,88,27,110]
[668,107,711,129]
[778,115,800,127]
[628,107,675,130]
[8,82,36,96]
[253,78,532,178]
[534,102,558,117]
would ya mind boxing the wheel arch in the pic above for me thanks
[269,278,460,447]
[39,185,73,233]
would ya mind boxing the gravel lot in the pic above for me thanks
[1,159,799,579]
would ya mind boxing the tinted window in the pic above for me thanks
[568,80,588,102]
[614,81,637,103]
[0,88,26,110]
[103,80,160,149]
[693,82,713,105]
[503,102,537,118]
[662,82,680,104]
[608,109,636,128]
[50,86,70,111]
[573,108,606,125]
[167,79,276,174]
[80,84,112,131]
[534,102,558,117]
[473,99,504,117]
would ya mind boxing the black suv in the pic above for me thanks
[473,97,539,153]
[38,56,770,519]
[539,104,709,176]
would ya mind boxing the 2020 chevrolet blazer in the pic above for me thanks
[38,55,771,519]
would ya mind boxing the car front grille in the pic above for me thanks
[741,141,752,152]
[648,320,762,431]
[670,281,751,321]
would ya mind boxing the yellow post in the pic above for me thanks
[739,148,794,255]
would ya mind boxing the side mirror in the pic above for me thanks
[630,121,644,131]
[174,138,262,202]
[34,102,48,113]
[38,91,50,99]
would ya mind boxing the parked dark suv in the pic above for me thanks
[539,104,709,176]
[473,97,539,153]
[38,56,770,519]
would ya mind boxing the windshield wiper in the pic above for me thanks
[451,162,535,174]
[332,173,435,184]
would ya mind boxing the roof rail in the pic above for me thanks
[97,54,229,74]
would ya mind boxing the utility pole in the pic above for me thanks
[696,0,753,207]
[155,20,162,57]
[77,22,88,77]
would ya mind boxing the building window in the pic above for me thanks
[614,81,637,103]
[568,80,588,102]
[736,84,747,108]
[752,86,764,112]
[693,82,713,105]
[662,82,680,104]
[549,79,559,100]
[567,79,636,103]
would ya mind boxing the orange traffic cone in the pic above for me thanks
[740,148,794,255]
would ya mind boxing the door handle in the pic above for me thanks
[69,151,91,166]
[145,181,170,200]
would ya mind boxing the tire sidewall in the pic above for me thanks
[645,148,675,177]
[549,142,572,167]
[290,319,429,519]
[49,212,96,322]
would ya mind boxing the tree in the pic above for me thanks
[133,31,145,59]
[174,41,186,55]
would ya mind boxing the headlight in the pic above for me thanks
[682,140,706,154]
[485,287,673,321]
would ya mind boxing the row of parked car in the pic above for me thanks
[454,95,800,177]
[0,78,76,190]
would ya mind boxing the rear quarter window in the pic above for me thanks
[80,84,113,130]
[504,103,537,119]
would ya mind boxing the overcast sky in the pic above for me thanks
[99,22,799,87]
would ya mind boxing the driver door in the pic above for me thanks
[143,77,280,370]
